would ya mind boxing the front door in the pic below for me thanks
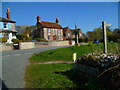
[53,35,56,40]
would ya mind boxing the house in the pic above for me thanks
[63,27,83,40]
[33,16,63,41]
[0,8,17,43]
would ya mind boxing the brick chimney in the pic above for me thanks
[37,16,41,22]
[6,8,11,19]
[55,18,59,24]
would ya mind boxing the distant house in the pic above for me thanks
[0,8,17,43]
[33,16,63,41]
[63,27,83,40]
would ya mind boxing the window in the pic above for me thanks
[48,36,51,40]
[48,29,51,32]
[58,35,61,40]
[3,33,9,39]
[53,29,55,35]
[68,33,70,37]
[79,34,82,36]
[0,23,2,29]
[58,29,60,33]
[3,22,8,29]
[0,33,2,38]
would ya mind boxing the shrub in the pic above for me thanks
[16,34,27,40]
[78,38,82,42]
[88,41,93,44]
[0,37,7,43]
[35,37,46,42]
[12,39,19,44]
[17,34,33,42]
[27,37,32,41]
[74,43,79,47]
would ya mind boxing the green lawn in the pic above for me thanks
[25,42,119,88]
[25,63,76,88]
[30,43,119,63]
[25,63,105,88]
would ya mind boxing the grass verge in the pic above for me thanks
[30,43,119,63]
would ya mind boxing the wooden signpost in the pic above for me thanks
[74,21,111,76]
[102,21,111,54]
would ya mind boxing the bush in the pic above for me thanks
[16,34,27,40]
[17,34,33,41]
[0,37,7,43]
[35,37,46,42]
[73,37,88,43]
[88,41,93,44]
[27,37,32,41]
[78,38,82,42]
[12,39,19,44]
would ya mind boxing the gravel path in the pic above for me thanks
[2,46,70,88]
[32,61,73,64]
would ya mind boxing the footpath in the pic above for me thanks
[32,61,73,64]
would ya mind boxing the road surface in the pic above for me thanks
[1,46,69,88]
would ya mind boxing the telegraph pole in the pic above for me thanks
[102,21,107,53]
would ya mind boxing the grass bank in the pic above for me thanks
[25,63,105,88]
[30,43,119,63]
[25,63,76,88]
[25,42,119,88]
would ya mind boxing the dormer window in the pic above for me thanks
[3,22,8,29]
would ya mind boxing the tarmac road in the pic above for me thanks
[1,46,69,88]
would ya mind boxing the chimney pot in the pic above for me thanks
[6,8,10,19]
[37,16,41,22]
[55,18,59,23]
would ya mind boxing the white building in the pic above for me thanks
[0,8,17,43]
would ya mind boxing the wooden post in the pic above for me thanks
[102,21,107,53]
[73,53,77,72]
[73,53,77,62]
[76,34,78,44]
[75,25,78,44]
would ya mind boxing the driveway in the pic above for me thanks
[1,46,69,88]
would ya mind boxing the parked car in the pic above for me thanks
[93,40,100,43]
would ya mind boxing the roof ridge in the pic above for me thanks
[39,20,62,29]
[0,17,16,23]
[41,21,58,24]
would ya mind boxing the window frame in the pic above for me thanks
[3,22,8,29]
[58,35,61,40]
[57,29,61,34]
[48,35,51,40]
[48,29,51,33]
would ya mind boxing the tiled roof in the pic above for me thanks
[0,17,16,23]
[40,21,62,29]
[0,29,17,33]
[63,27,69,33]
[63,27,82,35]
